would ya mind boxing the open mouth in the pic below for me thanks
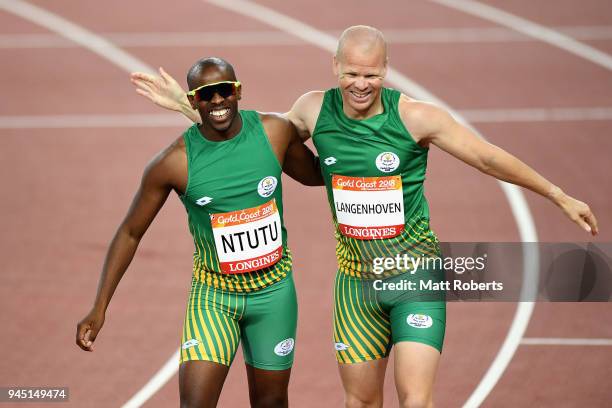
[349,90,372,103]
[209,107,231,122]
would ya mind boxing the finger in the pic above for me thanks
[159,66,170,83]
[577,218,591,234]
[83,330,95,351]
[135,88,155,101]
[76,326,93,351]
[130,72,156,83]
[76,323,87,347]
[585,213,599,235]
[88,326,99,343]
[131,78,155,93]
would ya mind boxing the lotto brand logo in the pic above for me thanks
[258,176,278,198]
[376,152,400,173]
[196,196,213,206]
[324,157,337,166]
[334,342,351,351]
[182,339,200,349]
[274,338,295,356]
[406,314,433,329]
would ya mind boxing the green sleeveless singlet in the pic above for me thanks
[313,87,441,278]
[179,110,291,292]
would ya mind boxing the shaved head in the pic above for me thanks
[187,57,237,89]
[336,25,387,63]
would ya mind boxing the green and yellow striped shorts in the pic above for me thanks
[180,271,297,370]
[333,271,446,364]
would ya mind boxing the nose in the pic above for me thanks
[354,77,368,90]
[210,92,224,104]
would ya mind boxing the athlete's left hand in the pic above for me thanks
[553,191,599,235]
[130,67,186,112]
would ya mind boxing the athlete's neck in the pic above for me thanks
[342,95,384,120]
[198,114,243,142]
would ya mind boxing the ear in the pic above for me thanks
[381,57,388,78]
[186,94,197,110]
[236,83,242,101]
[381,65,387,79]
[333,55,339,77]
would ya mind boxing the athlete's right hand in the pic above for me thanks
[76,309,105,352]
[130,67,186,112]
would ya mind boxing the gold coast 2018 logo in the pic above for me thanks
[258,176,278,198]
[376,152,400,173]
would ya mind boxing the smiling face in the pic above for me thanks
[333,26,388,119]
[187,60,242,138]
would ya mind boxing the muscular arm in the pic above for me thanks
[284,124,324,186]
[284,91,324,141]
[76,141,185,351]
[261,113,324,187]
[400,97,599,235]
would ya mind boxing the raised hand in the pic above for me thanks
[130,67,188,112]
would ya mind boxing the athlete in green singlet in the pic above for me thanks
[76,57,323,408]
[130,26,598,408]
[287,27,597,408]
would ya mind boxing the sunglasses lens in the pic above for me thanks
[196,87,214,101]
[196,83,235,101]
[216,83,235,98]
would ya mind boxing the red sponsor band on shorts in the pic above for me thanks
[220,246,283,274]
[339,224,404,240]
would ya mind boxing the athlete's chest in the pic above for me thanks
[316,134,407,178]
[184,146,282,214]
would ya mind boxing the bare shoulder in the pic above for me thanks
[144,135,187,187]
[259,111,291,125]
[291,91,324,118]
[258,111,298,149]
[259,111,294,135]
[293,90,325,109]
[398,94,454,143]
[150,136,185,167]
[284,90,325,139]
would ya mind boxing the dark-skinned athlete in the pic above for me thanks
[76,57,323,408]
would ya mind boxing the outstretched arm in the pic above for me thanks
[402,98,599,235]
[76,146,178,351]
[130,67,201,124]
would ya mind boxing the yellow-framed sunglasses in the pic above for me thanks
[186,81,241,101]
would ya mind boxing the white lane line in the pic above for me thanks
[0,1,182,407]
[122,350,181,408]
[2,26,612,48]
[521,338,612,346]
[460,107,612,123]
[0,114,185,128]
[0,0,152,73]
[430,0,612,71]
[203,2,539,408]
[3,107,612,129]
